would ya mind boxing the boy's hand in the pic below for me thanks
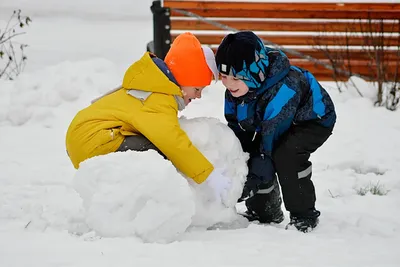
[238,154,276,202]
[238,174,261,202]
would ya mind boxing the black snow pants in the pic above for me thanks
[272,121,333,214]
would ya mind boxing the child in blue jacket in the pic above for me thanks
[215,31,336,232]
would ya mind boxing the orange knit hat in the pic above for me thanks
[164,32,217,87]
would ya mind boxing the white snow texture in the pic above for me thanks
[1,0,400,265]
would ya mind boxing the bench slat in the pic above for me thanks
[171,19,400,33]
[164,1,400,12]
[172,33,400,47]
[171,9,400,20]
[208,47,400,61]
[291,60,398,80]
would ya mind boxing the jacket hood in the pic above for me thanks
[235,48,291,103]
[122,52,183,97]
[258,48,291,93]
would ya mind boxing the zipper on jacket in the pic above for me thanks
[238,100,246,131]
[252,131,257,141]
[110,129,114,140]
[238,122,246,131]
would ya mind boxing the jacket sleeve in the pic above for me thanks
[224,91,258,154]
[224,90,241,134]
[132,93,214,184]
[261,84,301,156]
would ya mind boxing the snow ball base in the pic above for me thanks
[73,117,248,243]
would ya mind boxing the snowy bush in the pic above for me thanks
[73,117,248,243]
[355,181,389,196]
[312,18,400,111]
[0,10,31,80]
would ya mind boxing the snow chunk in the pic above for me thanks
[73,150,195,243]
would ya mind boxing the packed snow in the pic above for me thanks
[73,150,196,243]
[72,116,248,243]
[1,0,400,266]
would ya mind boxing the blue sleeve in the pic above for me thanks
[224,93,256,154]
[224,92,241,134]
[261,84,301,155]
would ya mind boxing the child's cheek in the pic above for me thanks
[221,78,228,87]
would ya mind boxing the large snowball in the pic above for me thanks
[73,150,195,243]
[72,117,248,243]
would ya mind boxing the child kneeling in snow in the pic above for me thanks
[66,32,230,200]
[215,31,336,232]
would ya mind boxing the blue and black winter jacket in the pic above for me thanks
[225,48,336,181]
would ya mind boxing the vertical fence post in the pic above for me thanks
[150,0,171,59]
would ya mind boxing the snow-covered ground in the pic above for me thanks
[1,0,400,266]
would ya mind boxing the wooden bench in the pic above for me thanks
[148,1,400,81]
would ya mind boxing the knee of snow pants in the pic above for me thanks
[117,134,166,159]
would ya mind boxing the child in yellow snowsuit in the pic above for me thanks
[66,33,230,198]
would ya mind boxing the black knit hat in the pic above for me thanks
[215,31,269,89]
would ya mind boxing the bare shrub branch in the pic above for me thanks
[312,16,400,110]
[0,10,31,80]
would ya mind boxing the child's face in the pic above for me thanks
[220,74,249,97]
[181,86,205,106]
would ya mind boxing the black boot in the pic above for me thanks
[243,178,284,224]
[286,208,320,233]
